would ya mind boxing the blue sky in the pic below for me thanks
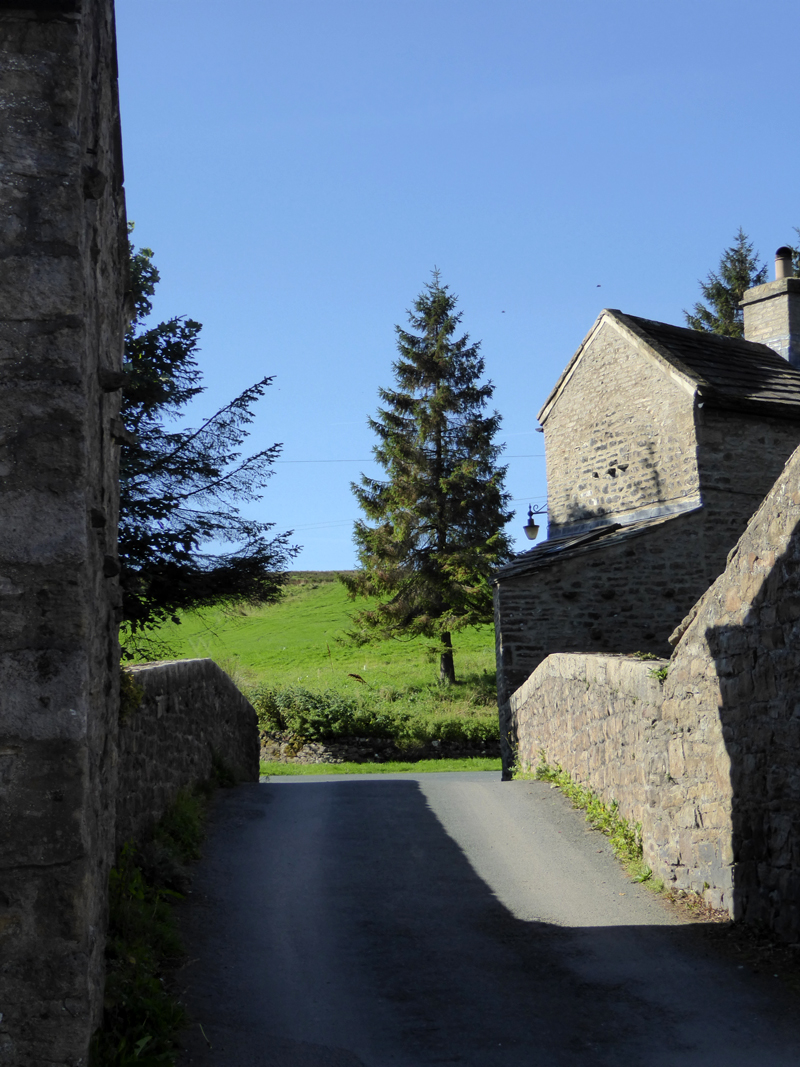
[115,0,800,570]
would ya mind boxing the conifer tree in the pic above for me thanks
[120,230,298,651]
[684,228,767,337]
[792,227,800,276]
[343,272,513,684]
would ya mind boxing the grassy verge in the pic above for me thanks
[90,772,227,1066]
[261,757,502,775]
[516,750,659,887]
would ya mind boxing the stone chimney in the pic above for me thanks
[741,246,800,367]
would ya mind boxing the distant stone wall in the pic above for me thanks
[0,3,127,1064]
[543,318,700,534]
[260,732,500,765]
[513,441,800,939]
[118,660,260,850]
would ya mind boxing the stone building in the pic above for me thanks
[494,251,800,772]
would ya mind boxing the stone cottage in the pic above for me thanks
[494,250,800,771]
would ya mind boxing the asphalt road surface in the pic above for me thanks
[177,772,800,1066]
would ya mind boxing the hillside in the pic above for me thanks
[137,572,498,725]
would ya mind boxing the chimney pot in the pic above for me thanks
[775,246,794,280]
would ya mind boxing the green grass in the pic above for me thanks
[131,572,499,743]
[261,757,502,775]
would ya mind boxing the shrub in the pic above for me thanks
[252,685,409,740]
[252,685,498,746]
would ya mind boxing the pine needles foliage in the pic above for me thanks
[684,228,767,337]
[343,271,513,684]
[120,226,298,656]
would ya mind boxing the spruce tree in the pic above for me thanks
[343,272,513,684]
[684,228,767,337]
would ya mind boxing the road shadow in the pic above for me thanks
[177,779,800,1067]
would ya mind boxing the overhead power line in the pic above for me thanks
[274,454,545,464]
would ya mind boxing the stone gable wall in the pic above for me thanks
[696,407,800,502]
[118,660,260,851]
[543,320,700,533]
[0,3,127,1064]
[693,409,800,584]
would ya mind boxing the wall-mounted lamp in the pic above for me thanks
[523,504,547,541]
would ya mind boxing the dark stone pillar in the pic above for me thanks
[0,2,127,1062]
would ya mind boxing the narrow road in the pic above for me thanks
[177,773,800,1066]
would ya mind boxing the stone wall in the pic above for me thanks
[260,732,500,766]
[663,442,800,939]
[695,408,800,573]
[511,653,735,914]
[0,3,127,1064]
[118,660,260,850]
[741,277,800,367]
[542,318,700,534]
[494,510,705,707]
[494,509,709,774]
[512,440,800,939]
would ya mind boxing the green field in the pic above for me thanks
[132,572,499,736]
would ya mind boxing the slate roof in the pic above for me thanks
[494,510,699,582]
[616,312,800,416]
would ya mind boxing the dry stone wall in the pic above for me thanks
[0,3,127,1064]
[511,654,735,914]
[512,440,800,939]
[118,660,260,850]
[260,732,500,765]
[663,443,800,939]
